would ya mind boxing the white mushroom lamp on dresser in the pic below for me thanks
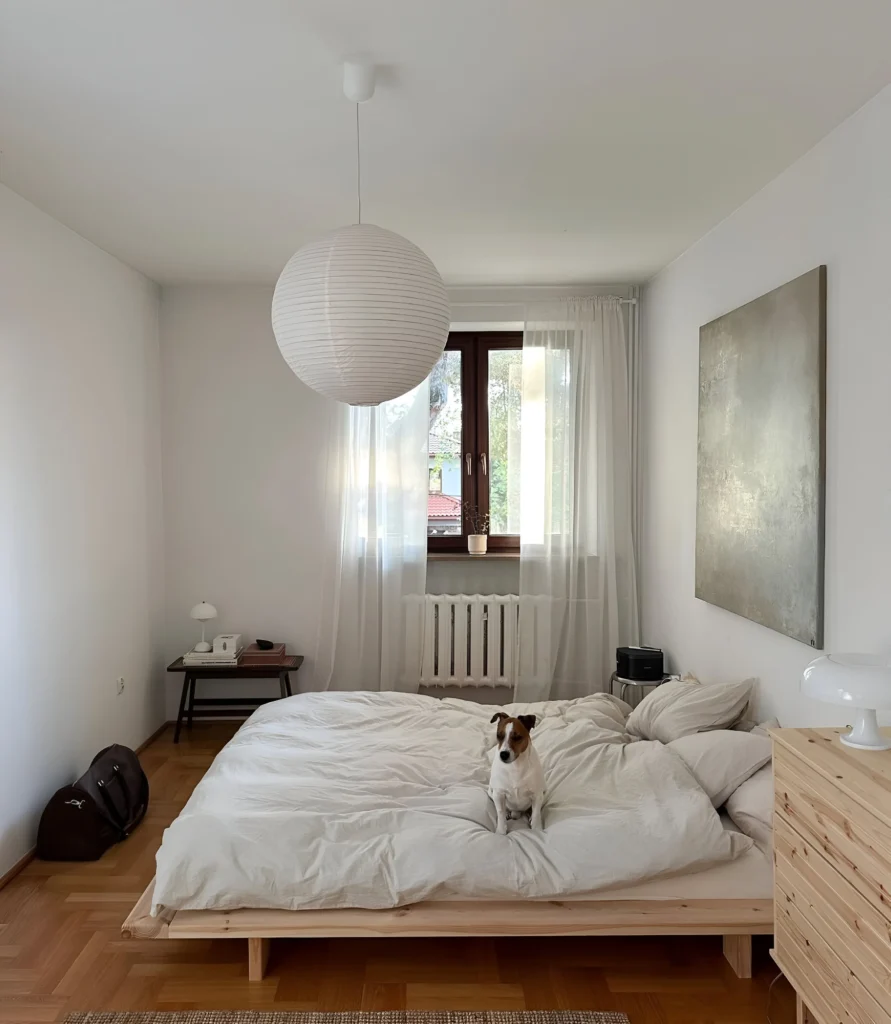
[801,652,891,750]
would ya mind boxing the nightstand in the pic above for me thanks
[167,655,304,743]
[609,671,669,704]
[772,727,891,1024]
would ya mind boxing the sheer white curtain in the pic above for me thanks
[313,381,429,692]
[516,298,639,702]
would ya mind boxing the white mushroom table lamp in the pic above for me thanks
[802,653,891,751]
[190,601,218,654]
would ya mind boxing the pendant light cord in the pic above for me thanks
[356,103,362,224]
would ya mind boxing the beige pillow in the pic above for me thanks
[733,715,780,735]
[726,763,773,849]
[668,730,772,807]
[626,677,755,743]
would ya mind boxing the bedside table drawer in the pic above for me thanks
[775,744,891,916]
[775,814,891,1023]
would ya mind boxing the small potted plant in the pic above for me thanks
[463,501,490,555]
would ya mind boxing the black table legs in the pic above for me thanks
[187,675,196,730]
[174,672,295,743]
[174,673,193,744]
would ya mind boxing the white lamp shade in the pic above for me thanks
[802,653,891,709]
[802,653,891,750]
[190,602,218,623]
[271,223,450,406]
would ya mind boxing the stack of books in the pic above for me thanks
[183,640,245,667]
[241,642,286,666]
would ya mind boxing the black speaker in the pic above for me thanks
[616,646,664,682]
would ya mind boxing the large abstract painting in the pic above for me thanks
[696,266,826,648]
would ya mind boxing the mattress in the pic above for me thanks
[152,690,756,914]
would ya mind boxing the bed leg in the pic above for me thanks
[796,993,815,1024]
[723,934,752,978]
[248,937,270,981]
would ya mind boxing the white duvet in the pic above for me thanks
[152,691,751,914]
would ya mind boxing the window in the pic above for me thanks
[427,332,522,551]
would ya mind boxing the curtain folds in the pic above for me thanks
[516,297,639,702]
[313,381,429,692]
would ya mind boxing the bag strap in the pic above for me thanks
[95,765,128,836]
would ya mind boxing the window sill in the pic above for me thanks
[427,551,520,561]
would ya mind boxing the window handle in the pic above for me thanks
[480,452,488,477]
[465,453,472,476]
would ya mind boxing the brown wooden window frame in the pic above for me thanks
[428,331,522,553]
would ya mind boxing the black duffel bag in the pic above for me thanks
[36,743,149,861]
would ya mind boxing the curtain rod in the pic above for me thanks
[451,297,637,307]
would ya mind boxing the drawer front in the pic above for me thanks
[775,742,891,921]
[775,814,891,1018]
[775,878,890,1024]
[774,939,868,1024]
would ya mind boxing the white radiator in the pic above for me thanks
[414,594,550,689]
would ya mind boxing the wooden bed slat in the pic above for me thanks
[160,894,772,939]
[128,879,771,981]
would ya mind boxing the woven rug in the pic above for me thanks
[66,1014,629,1024]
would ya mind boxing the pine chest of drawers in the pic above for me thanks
[772,727,891,1024]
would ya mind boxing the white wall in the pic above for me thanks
[160,286,341,713]
[0,184,164,874]
[640,85,891,727]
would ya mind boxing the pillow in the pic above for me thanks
[752,717,779,736]
[733,715,780,735]
[725,763,773,849]
[668,730,772,807]
[626,677,755,743]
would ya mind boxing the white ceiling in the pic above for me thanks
[2,1,891,286]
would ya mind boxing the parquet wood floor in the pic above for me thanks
[0,722,795,1022]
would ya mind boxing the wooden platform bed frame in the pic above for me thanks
[123,879,771,982]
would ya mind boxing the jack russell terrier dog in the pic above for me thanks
[488,712,544,834]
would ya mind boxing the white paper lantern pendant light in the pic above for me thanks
[272,61,450,406]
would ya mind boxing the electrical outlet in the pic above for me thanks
[116,676,125,695]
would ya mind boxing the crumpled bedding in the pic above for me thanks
[152,690,752,914]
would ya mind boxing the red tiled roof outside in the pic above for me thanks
[428,493,461,519]
[428,432,460,457]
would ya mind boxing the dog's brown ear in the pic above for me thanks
[490,712,508,724]
[518,714,537,731]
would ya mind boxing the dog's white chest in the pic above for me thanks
[489,750,544,813]
[497,778,536,813]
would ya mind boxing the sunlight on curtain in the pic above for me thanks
[520,347,546,545]
[312,380,429,692]
[516,298,639,701]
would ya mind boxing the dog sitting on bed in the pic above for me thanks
[488,712,544,834]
